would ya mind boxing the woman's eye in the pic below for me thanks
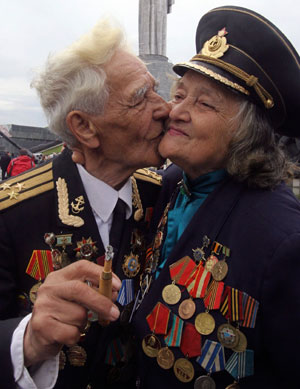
[199,101,214,109]
[173,94,183,102]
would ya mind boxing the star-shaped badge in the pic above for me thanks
[1,183,11,191]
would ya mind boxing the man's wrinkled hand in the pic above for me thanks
[23,260,121,367]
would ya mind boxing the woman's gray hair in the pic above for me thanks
[31,19,131,147]
[226,99,296,189]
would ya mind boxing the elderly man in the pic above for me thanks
[132,6,300,389]
[0,19,169,389]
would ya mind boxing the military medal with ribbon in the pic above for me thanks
[143,302,171,358]
[225,349,254,388]
[170,256,198,320]
[205,241,222,272]
[157,313,184,370]
[162,255,197,306]
[184,261,214,335]
[173,322,202,383]
[195,340,226,389]
[26,249,54,303]
[211,245,230,281]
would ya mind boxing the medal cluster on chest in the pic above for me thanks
[142,235,259,388]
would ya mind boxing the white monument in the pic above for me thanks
[138,0,175,100]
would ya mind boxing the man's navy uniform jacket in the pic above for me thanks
[133,164,300,389]
[0,149,162,389]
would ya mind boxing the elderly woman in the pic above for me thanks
[132,6,300,389]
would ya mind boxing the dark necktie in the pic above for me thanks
[109,198,126,255]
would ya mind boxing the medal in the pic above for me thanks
[206,241,222,270]
[122,252,140,278]
[169,256,197,286]
[225,350,254,380]
[211,245,230,281]
[217,323,240,349]
[56,234,72,267]
[180,322,202,358]
[117,279,135,306]
[232,329,247,352]
[26,250,54,280]
[195,311,215,335]
[29,281,42,304]
[173,358,194,383]
[186,262,211,299]
[204,280,225,310]
[162,281,181,305]
[192,235,210,263]
[205,255,218,271]
[194,375,216,389]
[196,340,225,373]
[74,237,97,260]
[142,333,161,357]
[178,298,196,320]
[157,347,175,369]
[220,287,244,323]
[241,293,259,328]
[211,260,228,281]
[105,338,124,366]
[144,302,170,357]
[164,314,184,347]
[67,344,87,366]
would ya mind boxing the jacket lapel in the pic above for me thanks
[51,149,104,259]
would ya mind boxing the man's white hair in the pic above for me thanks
[31,18,132,146]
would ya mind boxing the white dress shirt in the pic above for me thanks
[11,164,132,389]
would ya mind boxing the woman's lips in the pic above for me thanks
[167,127,187,136]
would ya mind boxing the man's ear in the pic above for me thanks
[66,111,100,149]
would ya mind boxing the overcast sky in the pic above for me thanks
[0,0,299,127]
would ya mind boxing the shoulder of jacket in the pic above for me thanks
[133,168,162,186]
[0,161,54,211]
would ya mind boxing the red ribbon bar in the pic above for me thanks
[204,280,225,310]
[169,256,197,285]
[146,302,171,334]
[180,322,202,358]
[26,250,53,280]
[228,287,244,322]
[186,263,211,298]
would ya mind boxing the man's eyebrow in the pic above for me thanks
[131,85,148,103]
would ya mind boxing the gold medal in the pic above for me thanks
[67,344,87,366]
[29,281,42,304]
[211,260,228,281]
[205,255,218,272]
[122,253,140,278]
[142,334,161,357]
[173,358,194,383]
[157,346,175,369]
[232,329,247,352]
[195,312,215,335]
[162,282,181,305]
[178,298,196,320]
[194,375,216,389]
[217,323,240,349]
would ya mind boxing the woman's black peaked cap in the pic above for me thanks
[173,6,300,137]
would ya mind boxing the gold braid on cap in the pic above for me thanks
[192,54,274,109]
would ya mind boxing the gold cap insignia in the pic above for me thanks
[201,27,229,59]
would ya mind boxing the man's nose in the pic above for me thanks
[153,95,171,120]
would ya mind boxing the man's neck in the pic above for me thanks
[83,159,134,190]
